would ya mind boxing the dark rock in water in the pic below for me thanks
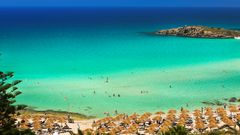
[202,100,224,106]
[214,100,224,106]
[202,101,215,106]
[156,26,240,39]
[229,97,237,102]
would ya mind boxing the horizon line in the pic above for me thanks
[0,6,240,8]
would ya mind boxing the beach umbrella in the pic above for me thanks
[115,114,125,120]
[107,122,117,127]
[209,122,218,129]
[33,123,41,131]
[140,115,148,120]
[131,123,139,128]
[137,118,146,123]
[163,120,172,126]
[146,127,155,134]
[150,123,159,127]
[216,107,225,113]
[108,131,117,135]
[180,113,189,120]
[194,109,201,113]
[216,107,226,114]
[58,117,66,124]
[47,118,54,123]
[194,111,201,117]
[144,112,152,116]
[98,127,108,134]
[205,107,213,112]
[116,126,124,130]
[128,127,137,134]
[166,114,175,121]
[121,130,130,134]
[122,119,131,125]
[153,116,162,121]
[92,122,98,129]
[106,116,113,121]
[130,113,139,117]
[155,111,165,115]
[208,117,217,124]
[177,121,185,126]
[24,114,32,119]
[168,109,177,114]
[32,115,40,121]
[178,118,186,125]
[229,105,239,112]
[45,121,53,129]
[111,128,119,133]
[20,123,29,130]
[128,125,137,131]
[181,109,189,113]
[236,114,240,121]
[20,115,27,122]
[195,121,205,130]
[96,119,103,124]
[225,119,235,126]
[101,118,108,123]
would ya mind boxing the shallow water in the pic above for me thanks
[0,7,240,117]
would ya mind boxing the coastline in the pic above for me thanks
[19,108,95,120]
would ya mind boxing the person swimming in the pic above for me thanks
[105,77,109,83]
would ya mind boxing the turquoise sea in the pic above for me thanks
[0,7,240,117]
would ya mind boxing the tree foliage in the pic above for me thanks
[162,126,189,135]
[0,71,34,135]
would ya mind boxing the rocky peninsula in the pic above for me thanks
[156,26,240,38]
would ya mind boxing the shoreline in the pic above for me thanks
[20,95,240,119]
[19,108,95,120]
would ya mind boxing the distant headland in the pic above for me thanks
[156,26,240,39]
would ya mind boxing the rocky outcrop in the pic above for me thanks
[156,26,240,38]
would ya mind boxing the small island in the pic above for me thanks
[156,26,240,39]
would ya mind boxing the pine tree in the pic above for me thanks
[0,71,34,135]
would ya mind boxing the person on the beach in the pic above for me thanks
[224,104,227,109]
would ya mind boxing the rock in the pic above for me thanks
[229,97,237,102]
[156,26,240,39]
